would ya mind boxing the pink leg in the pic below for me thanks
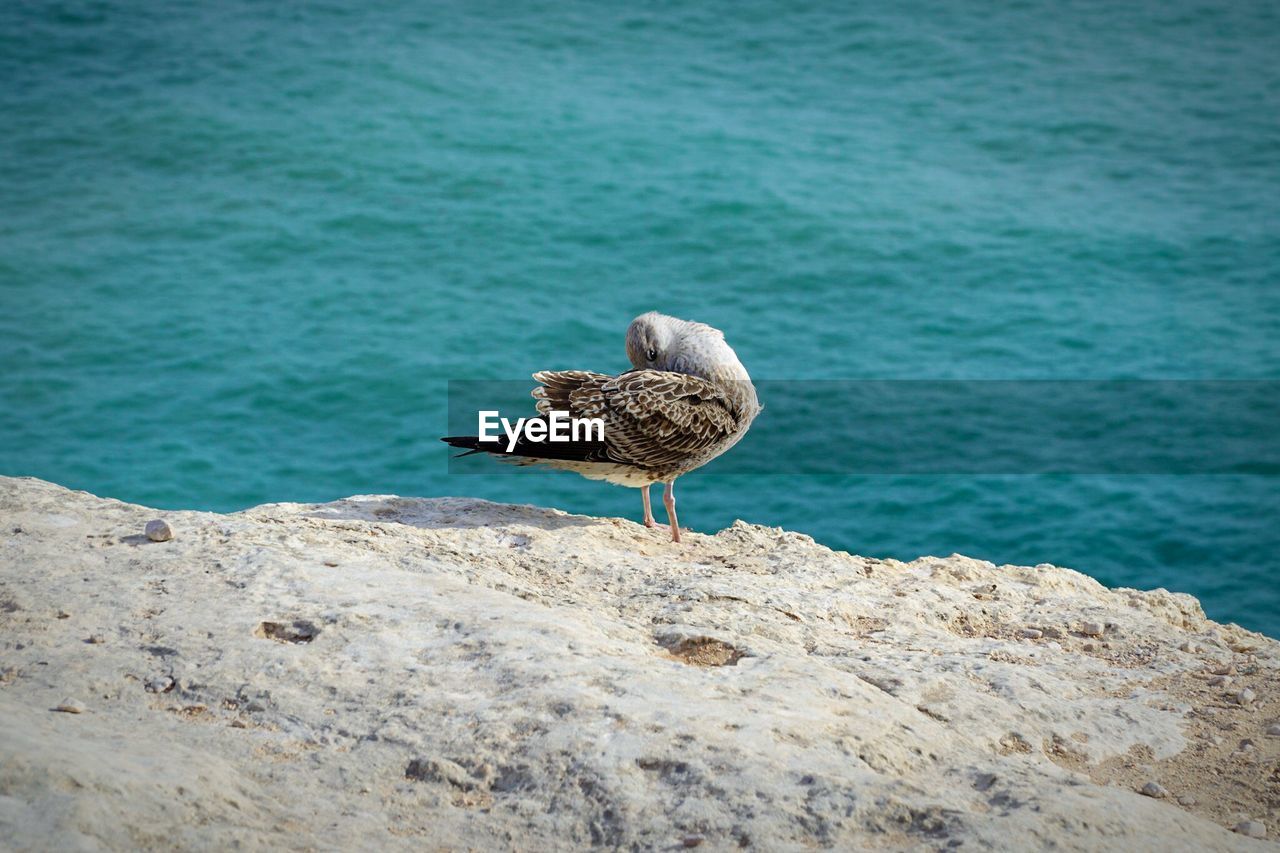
[641,485,656,528]
[663,480,680,543]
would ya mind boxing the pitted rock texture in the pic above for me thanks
[0,477,1277,851]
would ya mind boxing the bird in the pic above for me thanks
[441,312,761,542]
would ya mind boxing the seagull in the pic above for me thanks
[442,312,761,542]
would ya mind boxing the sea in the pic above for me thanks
[2,0,1277,636]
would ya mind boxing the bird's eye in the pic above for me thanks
[646,347,658,361]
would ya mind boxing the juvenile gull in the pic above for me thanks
[442,312,760,542]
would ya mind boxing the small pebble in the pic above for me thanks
[1018,628,1043,639]
[145,676,174,694]
[1178,795,1196,806]
[1234,821,1266,839]
[1080,621,1105,637]
[85,634,105,645]
[1211,735,1224,746]
[1266,724,1280,737]
[682,836,704,848]
[56,610,71,619]
[1179,640,1199,653]
[53,700,85,714]
[1208,675,1233,687]
[1082,642,1097,652]
[1140,781,1169,798]
[1232,688,1256,706]
[1212,663,1235,676]
[145,519,173,542]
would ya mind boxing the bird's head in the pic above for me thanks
[626,311,683,371]
[625,311,740,375]
[626,311,758,413]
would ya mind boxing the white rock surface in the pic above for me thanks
[1,476,1278,851]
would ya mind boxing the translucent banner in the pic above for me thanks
[446,380,1280,475]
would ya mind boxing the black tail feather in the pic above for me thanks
[440,436,490,457]
[440,433,610,464]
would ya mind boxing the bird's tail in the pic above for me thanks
[440,436,494,457]
[440,429,609,464]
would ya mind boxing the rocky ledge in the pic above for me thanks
[0,476,1277,850]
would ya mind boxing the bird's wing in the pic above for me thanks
[532,369,740,469]
[530,370,612,415]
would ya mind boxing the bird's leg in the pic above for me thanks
[663,480,680,543]
[641,484,656,528]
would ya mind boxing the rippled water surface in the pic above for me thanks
[2,1,1278,634]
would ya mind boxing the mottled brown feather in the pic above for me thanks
[531,369,745,474]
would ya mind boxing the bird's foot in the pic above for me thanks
[644,518,656,528]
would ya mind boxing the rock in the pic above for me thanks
[1207,675,1232,687]
[1211,663,1235,676]
[1080,621,1105,637]
[1234,821,1266,839]
[145,676,174,694]
[1179,640,1199,653]
[1018,628,1043,639]
[1266,724,1280,737]
[2,475,1278,852]
[52,700,85,714]
[85,634,105,645]
[404,757,475,789]
[145,519,173,542]
[682,835,704,848]
[1178,795,1196,807]
[1140,781,1169,798]
[1082,642,1097,652]
[1232,688,1256,705]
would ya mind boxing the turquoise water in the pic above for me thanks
[2,1,1278,635]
